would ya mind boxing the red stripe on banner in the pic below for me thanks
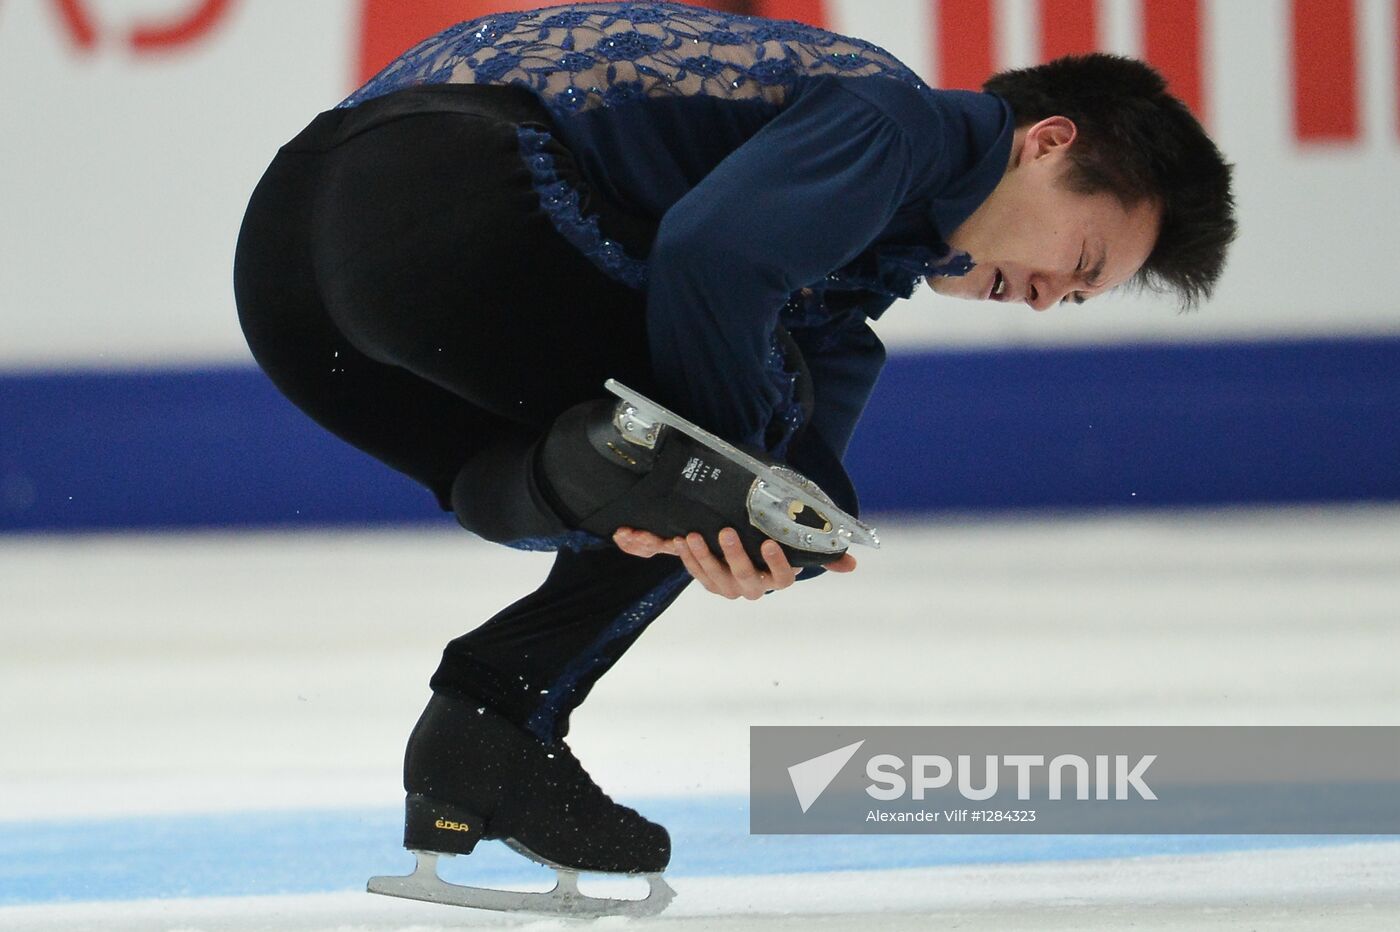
[937,0,995,90]
[1143,0,1205,122]
[1039,0,1098,60]
[1291,0,1359,142]
[754,0,828,27]
[53,0,98,51]
[129,0,234,52]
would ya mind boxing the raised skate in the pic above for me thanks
[603,378,880,556]
[534,379,880,570]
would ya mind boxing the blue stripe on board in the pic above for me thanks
[846,336,1400,514]
[0,367,436,531]
[0,797,1383,907]
[2,336,1399,531]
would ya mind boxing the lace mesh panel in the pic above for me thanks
[338,3,974,470]
[341,1,928,116]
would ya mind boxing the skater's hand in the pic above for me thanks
[613,527,856,600]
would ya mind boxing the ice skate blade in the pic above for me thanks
[367,850,675,918]
[604,378,880,550]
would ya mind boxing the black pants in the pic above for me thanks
[233,84,690,741]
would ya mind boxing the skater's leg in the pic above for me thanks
[297,95,665,543]
[235,129,520,509]
[236,93,649,537]
[238,92,688,884]
[399,548,687,876]
[309,99,659,429]
[432,545,690,742]
[238,93,694,723]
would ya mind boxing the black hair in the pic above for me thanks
[983,54,1236,309]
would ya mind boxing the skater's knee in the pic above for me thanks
[449,403,637,546]
[537,399,651,527]
[451,436,573,545]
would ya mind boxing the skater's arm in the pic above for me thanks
[792,316,888,462]
[645,76,945,449]
[764,314,885,535]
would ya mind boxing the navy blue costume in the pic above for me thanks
[235,2,1012,741]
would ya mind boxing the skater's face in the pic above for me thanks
[928,116,1161,311]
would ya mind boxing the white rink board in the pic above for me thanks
[1,1,1398,369]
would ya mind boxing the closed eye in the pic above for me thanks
[1086,247,1107,288]
[1064,242,1104,304]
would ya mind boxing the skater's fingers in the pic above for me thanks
[612,529,656,558]
[717,529,764,599]
[692,532,748,600]
[675,536,729,597]
[673,538,704,581]
[758,540,798,590]
[716,526,761,576]
[685,532,734,592]
[612,528,679,558]
[825,553,859,573]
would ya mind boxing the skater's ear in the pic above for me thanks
[983,53,1236,309]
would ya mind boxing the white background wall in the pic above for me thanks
[1,0,1396,370]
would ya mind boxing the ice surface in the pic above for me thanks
[4,844,1400,931]
[1,505,1397,928]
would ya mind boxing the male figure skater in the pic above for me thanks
[233,1,1234,915]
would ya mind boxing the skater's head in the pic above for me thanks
[929,53,1236,311]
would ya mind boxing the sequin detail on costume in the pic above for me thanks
[527,568,691,740]
[762,238,974,457]
[827,242,975,298]
[340,1,931,118]
[517,126,648,289]
[764,331,805,458]
[505,528,610,553]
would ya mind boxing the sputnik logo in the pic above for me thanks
[787,740,864,813]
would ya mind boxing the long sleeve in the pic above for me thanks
[780,315,887,582]
[644,75,940,448]
[794,316,888,462]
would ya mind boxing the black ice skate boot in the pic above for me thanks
[534,379,880,573]
[401,691,669,871]
[368,692,674,918]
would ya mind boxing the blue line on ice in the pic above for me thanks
[0,796,1380,906]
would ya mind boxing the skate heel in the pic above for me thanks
[402,793,487,856]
